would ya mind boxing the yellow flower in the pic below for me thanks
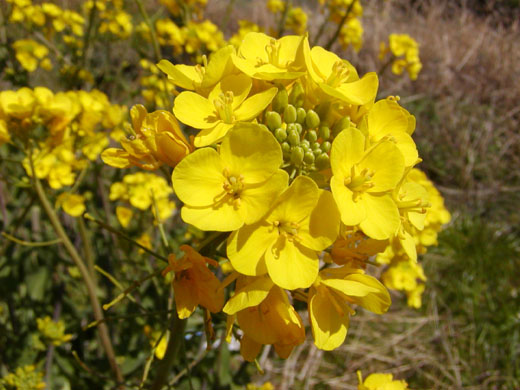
[304,39,378,106]
[330,127,404,239]
[158,45,235,93]
[227,176,339,290]
[331,227,388,266]
[13,39,52,72]
[173,74,277,146]
[172,124,288,231]
[163,245,224,319]
[0,365,45,390]
[56,192,86,217]
[116,206,133,228]
[286,7,308,35]
[102,104,191,170]
[361,98,418,166]
[339,17,363,52]
[309,266,390,350]
[232,283,305,361]
[36,316,73,346]
[357,370,408,390]
[232,32,306,80]
[109,172,175,221]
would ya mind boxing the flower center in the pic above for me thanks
[273,220,300,242]
[396,192,430,213]
[213,91,235,124]
[344,166,375,201]
[326,61,350,88]
[222,169,244,198]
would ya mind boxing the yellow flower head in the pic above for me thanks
[309,266,390,350]
[227,176,339,289]
[330,127,405,240]
[173,123,288,231]
[102,104,191,170]
[173,73,277,146]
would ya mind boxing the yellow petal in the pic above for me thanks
[209,73,251,109]
[227,222,275,276]
[171,148,225,207]
[330,128,366,177]
[298,189,340,251]
[268,176,319,225]
[239,170,288,224]
[220,123,283,183]
[194,122,234,147]
[240,334,263,362]
[173,91,216,129]
[101,148,133,168]
[321,72,379,105]
[234,87,278,121]
[330,175,366,226]
[181,201,243,232]
[359,194,400,240]
[223,276,273,315]
[265,237,318,290]
[309,287,350,351]
[157,60,198,90]
[174,277,199,319]
[116,206,133,228]
[358,141,404,192]
[343,274,390,314]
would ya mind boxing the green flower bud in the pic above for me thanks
[281,141,291,156]
[274,127,288,142]
[313,148,322,157]
[301,139,311,149]
[305,109,320,129]
[332,116,351,137]
[321,141,332,153]
[294,123,303,134]
[318,125,331,140]
[287,129,300,146]
[265,111,282,131]
[272,89,288,113]
[290,146,304,166]
[304,151,315,165]
[305,130,318,143]
[296,107,306,124]
[315,153,330,170]
[289,82,305,108]
[312,142,321,151]
[283,104,297,123]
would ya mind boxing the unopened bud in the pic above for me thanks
[315,153,330,170]
[305,130,318,143]
[283,104,297,124]
[321,141,332,153]
[318,126,331,140]
[287,129,300,146]
[332,116,350,137]
[291,146,304,166]
[296,107,306,124]
[274,127,287,142]
[305,109,320,129]
[281,142,291,156]
[265,111,282,131]
[304,151,315,164]
[272,89,288,113]
[289,82,305,108]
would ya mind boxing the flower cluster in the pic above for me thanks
[0,365,45,390]
[380,33,423,80]
[109,172,176,225]
[133,32,449,360]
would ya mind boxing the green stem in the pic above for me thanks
[324,1,356,51]
[277,0,292,38]
[150,311,187,390]
[29,157,125,388]
[77,217,96,281]
[311,5,331,46]
[221,0,237,32]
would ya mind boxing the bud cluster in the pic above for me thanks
[263,87,333,174]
